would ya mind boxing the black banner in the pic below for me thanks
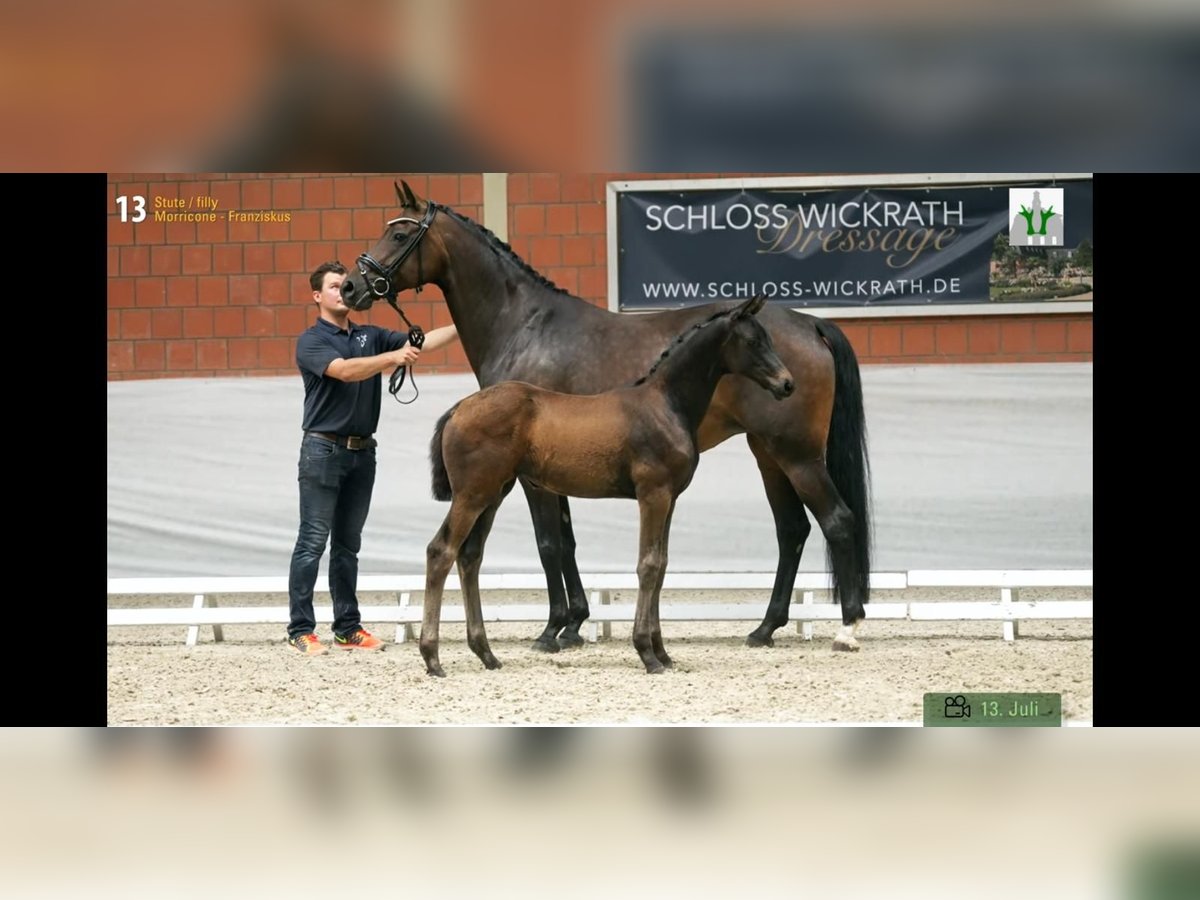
[616,180,1093,309]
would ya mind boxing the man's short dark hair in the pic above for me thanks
[310,261,347,292]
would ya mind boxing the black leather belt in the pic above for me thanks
[306,431,376,450]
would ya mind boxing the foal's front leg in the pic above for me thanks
[633,490,674,674]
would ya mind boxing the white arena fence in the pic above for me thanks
[107,570,1092,647]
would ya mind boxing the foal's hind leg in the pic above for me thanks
[520,480,572,653]
[745,435,813,648]
[457,498,505,671]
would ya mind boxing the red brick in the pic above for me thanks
[120,246,150,276]
[507,174,529,203]
[259,338,292,368]
[290,210,321,241]
[134,341,165,372]
[508,237,531,263]
[936,322,967,355]
[513,205,545,236]
[213,245,242,274]
[839,323,870,355]
[1032,320,1066,352]
[210,181,240,211]
[196,340,227,370]
[334,176,365,208]
[530,174,560,202]
[121,309,152,339]
[214,308,244,337]
[304,178,334,208]
[275,242,305,273]
[196,216,227,244]
[151,309,182,339]
[273,179,303,210]
[560,174,592,202]
[292,273,315,301]
[245,244,274,274]
[1001,320,1034,353]
[166,341,197,371]
[593,235,607,265]
[545,267,578,294]
[321,210,352,240]
[870,323,902,357]
[353,208,385,240]
[530,236,561,267]
[336,242,364,264]
[366,176,397,207]
[578,266,606,300]
[166,277,197,307]
[107,310,120,339]
[107,246,120,278]
[183,309,213,338]
[577,202,605,233]
[261,218,290,241]
[150,246,180,276]
[228,338,258,369]
[198,276,228,306]
[245,306,275,337]
[459,174,483,205]
[241,179,271,211]
[1067,319,1092,352]
[902,324,935,356]
[108,342,134,373]
[261,274,291,305]
[546,204,577,234]
[561,235,593,266]
[108,216,133,246]
[132,218,164,246]
[229,275,260,306]
[428,174,459,205]
[165,219,196,245]
[108,279,135,309]
[276,306,308,336]
[968,322,1000,354]
[135,278,166,308]
[229,219,258,242]
[181,245,211,275]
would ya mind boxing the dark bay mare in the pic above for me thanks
[421,296,794,675]
[341,181,872,653]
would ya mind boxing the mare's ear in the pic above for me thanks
[734,295,766,319]
[395,179,421,210]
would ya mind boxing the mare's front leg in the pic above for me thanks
[555,495,591,649]
[633,489,674,674]
[458,498,504,670]
[520,480,570,653]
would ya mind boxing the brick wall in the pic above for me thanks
[107,173,1092,380]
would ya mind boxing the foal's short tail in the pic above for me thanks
[814,318,872,607]
[430,402,461,501]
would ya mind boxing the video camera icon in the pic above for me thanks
[944,695,971,718]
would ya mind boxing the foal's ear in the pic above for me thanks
[395,179,420,210]
[734,295,766,319]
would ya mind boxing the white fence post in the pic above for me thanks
[185,594,223,647]
[396,591,415,644]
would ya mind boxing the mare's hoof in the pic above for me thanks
[426,664,446,677]
[482,654,503,671]
[832,639,860,652]
[645,664,665,675]
[746,633,774,648]
[657,655,675,669]
[557,632,586,649]
[531,638,560,654]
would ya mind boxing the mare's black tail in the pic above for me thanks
[813,318,872,608]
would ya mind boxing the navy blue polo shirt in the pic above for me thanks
[296,317,410,436]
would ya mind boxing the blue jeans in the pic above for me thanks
[287,434,377,640]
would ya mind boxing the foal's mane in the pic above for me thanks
[631,307,739,386]
[439,204,572,297]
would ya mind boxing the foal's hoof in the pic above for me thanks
[557,631,586,650]
[645,663,666,675]
[746,632,775,648]
[482,654,503,671]
[426,663,446,677]
[831,639,861,652]
[531,638,560,654]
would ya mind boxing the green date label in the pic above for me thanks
[924,693,1061,727]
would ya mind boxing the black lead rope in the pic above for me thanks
[387,296,425,405]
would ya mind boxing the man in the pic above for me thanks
[287,261,459,655]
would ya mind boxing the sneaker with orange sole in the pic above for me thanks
[333,628,385,651]
[289,633,328,656]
